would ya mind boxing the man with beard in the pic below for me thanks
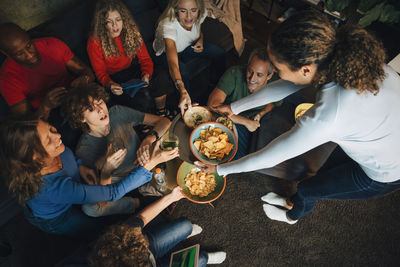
[208,47,279,159]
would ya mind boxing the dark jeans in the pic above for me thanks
[24,205,107,240]
[109,60,174,112]
[145,217,208,267]
[288,161,400,220]
[233,124,250,160]
[155,42,226,92]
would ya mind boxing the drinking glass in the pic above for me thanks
[160,132,179,151]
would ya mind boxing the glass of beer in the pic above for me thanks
[160,132,179,151]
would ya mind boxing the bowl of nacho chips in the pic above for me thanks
[177,162,226,203]
[190,122,237,165]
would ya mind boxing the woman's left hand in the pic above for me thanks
[79,165,98,185]
[141,73,150,87]
[191,39,203,53]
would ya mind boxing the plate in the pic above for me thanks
[177,162,226,203]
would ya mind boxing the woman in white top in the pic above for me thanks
[204,10,400,224]
[153,0,226,114]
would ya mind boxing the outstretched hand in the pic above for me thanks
[168,186,185,202]
[142,139,180,170]
[179,91,192,115]
[194,161,217,174]
[210,104,233,117]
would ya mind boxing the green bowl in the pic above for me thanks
[177,162,226,203]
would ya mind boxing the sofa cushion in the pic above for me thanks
[29,1,95,65]
[122,0,159,15]
[132,8,161,44]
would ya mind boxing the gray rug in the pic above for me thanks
[172,172,400,266]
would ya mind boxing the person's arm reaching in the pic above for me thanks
[208,87,260,132]
[231,79,305,115]
[216,119,333,176]
[48,165,153,205]
[11,87,68,120]
[165,38,191,114]
[137,187,185,226]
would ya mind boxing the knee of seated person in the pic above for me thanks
[175,217,193,235]
[82,203,103,218]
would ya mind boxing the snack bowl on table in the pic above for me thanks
[190,122,238,165]
[177,162,226,203]
[182,106,213,128]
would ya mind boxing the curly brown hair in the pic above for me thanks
[88,224,151,267]
[269,9,386,95]
[0,116,48,204]
[62,82,110,132]
[91,0,143,58]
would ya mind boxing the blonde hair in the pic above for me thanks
[269,10,386,95]
[158,0,206,24]
[91,0,143,58]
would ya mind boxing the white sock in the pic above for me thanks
[261,192,287,207]
[187,224,202,239]
[207,251,226,264]
[263,204,297,225]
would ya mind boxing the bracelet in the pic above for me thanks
[174,79,183,90]
[145,130,159,140]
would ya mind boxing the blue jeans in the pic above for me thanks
[233,124,250,160]
[145,217,208,267]
[288,161,400,220]
[156,42,226,90]
[24,205,107,240]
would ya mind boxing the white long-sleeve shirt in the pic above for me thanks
[218,65,400,183]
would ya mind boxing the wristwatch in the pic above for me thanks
[145,130,159,140]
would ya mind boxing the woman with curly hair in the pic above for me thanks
[88,187,226,267]
[88,0,174,115]
[203,9,400,224]
[153,0,226,115]
[0,115,176,237]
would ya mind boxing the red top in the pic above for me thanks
[0,37,74,109]
[87,36,153,86]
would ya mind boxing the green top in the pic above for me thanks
[217,65,280,118]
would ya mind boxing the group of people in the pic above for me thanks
[0,0,399,265]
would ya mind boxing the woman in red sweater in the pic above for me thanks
[88,0,174,115]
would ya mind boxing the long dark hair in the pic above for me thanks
[0,116,48,204]
[269,9,386,94]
